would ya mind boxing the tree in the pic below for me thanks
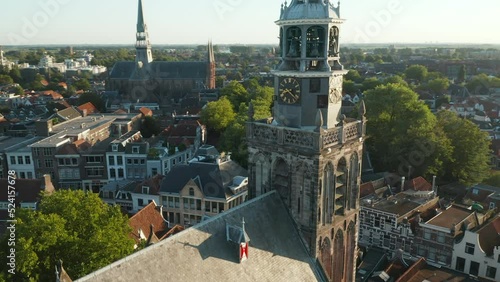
[427,78,450,94]
[383,75,408,87]
[0,74,13,85]
[364,83,451,177]
[78,92,105,112]
[73,78,91,92]
[0,190,134,281]
[362,77,382,91]
[343,80,358,95]
[220,81,249,110]
[200,96,236,133]
[8,67,22,84]
[436,110,491,186]
[483,171,500,187]
[405,65,428,83]
[345,70,363,83]
[140,116,161,138]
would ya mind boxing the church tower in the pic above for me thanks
[207,40,216,89]
[135,0,153,66]
[247,1,366,281]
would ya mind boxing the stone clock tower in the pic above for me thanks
[247,1,366,281]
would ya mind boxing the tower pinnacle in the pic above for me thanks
[135,0,153,64]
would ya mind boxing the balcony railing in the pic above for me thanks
[248,120,364,151]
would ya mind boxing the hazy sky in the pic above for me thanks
[1,0,499,46]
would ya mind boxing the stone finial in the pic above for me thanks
[248,102,255,121]
[359,100,366,118]
[315,109,324,131]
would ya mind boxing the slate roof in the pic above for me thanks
[109,62,136,79]
[0,176,54,205]
[76,191,323,282]
[124,142,149,154]
[133,175,163,195]
[164,160,246,199]
[109,61,207,80]
[55,107,82,121]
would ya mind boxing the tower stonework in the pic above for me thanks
[247,1,366,281]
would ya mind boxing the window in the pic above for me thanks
[117,156,123,165]
[490,202,496,210]
[310,78,321,93]
[86,167,104,177]
[33,148,40,156]
[469,261,479,276]
[108,156,115,166]
[142,186,149,194]
[25,156,30,164]
[152,168,158,176]
[486,266,497,279]
[20,172,26,179]
[134,159,139,165]
[132,146,139,154]
[43,148,52,156]
[44,159,53,168]
[36,159,41,169]
[86,156,103,163]
[112,144,118,152]
[140,159,145,165]
[118,168,124,178]
[17,156,23,165]
[10,156,16,165]
[189,188,195,196]
[183,198,189,210]
[437,233,445,243]
[465,243,475,255]
[424,229,431,240]
[138,199,144,207]
[472,189,479,195]
[127,159,132,164]
[27,172,33,179]
[109,169,116,178]
[317,95,328,108]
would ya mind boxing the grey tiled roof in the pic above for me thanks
[76,191,323,282]
[109,61,208,80]
[109,62,136,79]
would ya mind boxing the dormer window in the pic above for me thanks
[189,188,195,196]
[132,146,139,154]
[112,144,118,152]
[142,186,149,194]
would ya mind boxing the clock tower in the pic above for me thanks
[247,1,366,281]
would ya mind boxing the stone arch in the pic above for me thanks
[253,153,270,196]
[345,221,357,282]
[333,229,345,282]
[335,158,348,216]
[322,162,335,225]
[286,26,302,58]
[349,152,360,210]
[273,158,291,207]
[320,237,333,280]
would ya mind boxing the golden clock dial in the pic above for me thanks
[279,77,301,104]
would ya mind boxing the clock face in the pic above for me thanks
[279,77,301,104]
[329,77,343,103]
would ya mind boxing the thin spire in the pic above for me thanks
[208,40,215,63]
[137,0,145,33]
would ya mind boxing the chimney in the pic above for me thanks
[432,175,437,195]
[43,174,55,194]
[401,176,406,191]
[81,109,88,117]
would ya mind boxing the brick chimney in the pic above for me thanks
[43,174,55,194]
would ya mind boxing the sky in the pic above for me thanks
[1,0,499,46]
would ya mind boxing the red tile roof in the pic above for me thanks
[41,90,63,100]
[360,182,375,198]
[405,177,432,192]
[134,175,164,195]
[77,102,99,115]
[128,201,168,244]
[139,107,153,117]
[478,217,500,258]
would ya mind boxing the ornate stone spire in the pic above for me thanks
[137,0,146,33]
[359,100,366,118]
[135,0,153,64]
[315,109,324,132]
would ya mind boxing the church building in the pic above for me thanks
[107,0,216,106]
[247,0,366,281]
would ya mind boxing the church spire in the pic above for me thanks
[206,40,216,89]
[135,0,153,64]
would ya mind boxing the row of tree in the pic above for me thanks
[364,83,491,186]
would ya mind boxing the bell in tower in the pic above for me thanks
[247,1,366,281]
